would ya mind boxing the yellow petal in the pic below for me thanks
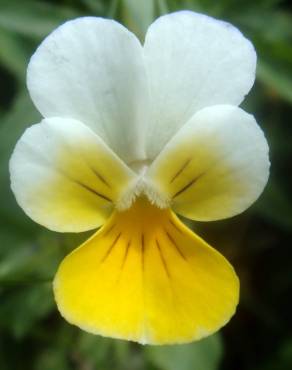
[146,105,269,221]
[54,197,239,345]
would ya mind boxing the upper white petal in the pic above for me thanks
[27,17,150,163]
[143,11,257,158]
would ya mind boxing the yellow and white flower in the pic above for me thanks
[9,11,270,345]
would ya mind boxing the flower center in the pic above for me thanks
[115,171,170,212]
[114,196,171,231]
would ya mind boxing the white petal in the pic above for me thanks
[27,17,150,163]
[146,105,270,221]
[144,11,257,158]
[10,117,136,232]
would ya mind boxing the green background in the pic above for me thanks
[0,0,292,369]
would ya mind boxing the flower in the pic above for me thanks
[9,11,270,345]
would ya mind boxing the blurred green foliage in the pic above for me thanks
[0,0,292,369]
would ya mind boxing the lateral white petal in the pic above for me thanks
[10,117,136,232]
[146,105,270,221]
[27,17,150,163]
[144,11,257,158]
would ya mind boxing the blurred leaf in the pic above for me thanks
[0,90,40,229]
[257,59,292,104]
[113,340,131,366]
[0,230,63,283]
[234,10,292,103]
[254,180,292,230]
[0,283,54,338]
[0,27,29,80]
[34,347,70,370]
[254,337,292,370]
[145,334,223,370]
[122,0,155,39]
[157,0,169,14]
[81,0,106,14]
[0,89,40,163]
[76,333,114,369]
[34,324,76,370]
[235,10,292,41]
[75,334,150,370]
[0,0,81,39]
[107,0,120,18]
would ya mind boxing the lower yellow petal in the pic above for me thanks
[53,198,239,345]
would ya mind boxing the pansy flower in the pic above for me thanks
[9,11,270,344]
